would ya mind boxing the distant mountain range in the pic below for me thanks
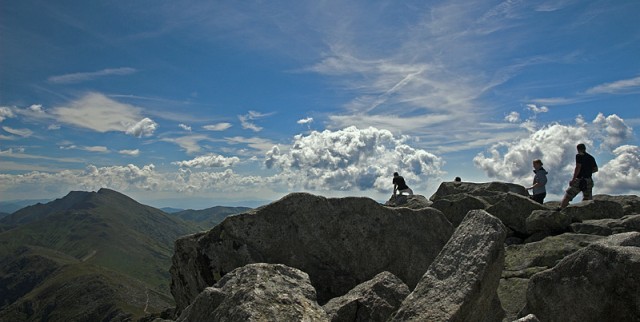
[0,188,251,321]
[0,199,51,214]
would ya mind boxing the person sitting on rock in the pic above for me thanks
[393,172,414,197]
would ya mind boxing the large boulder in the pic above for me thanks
[503,233,605,278]
[499,233,605,320]
[561,200,625,221]
[594,194,640,216]
[570,214,640,236]
[430,181,528,201]
[521,232,640,321]
[430,194,489,227]
[390,210,507,322]
[176,263,328,322]
[525,210,571,235]
[485,193,547,234]
[170,193,454,314]
[384,194,432,209]
[322,271,409,322]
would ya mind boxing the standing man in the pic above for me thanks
[393,172,413,197]
[526,159,548,204]
[559,143,598,209]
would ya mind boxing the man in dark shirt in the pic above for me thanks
[393,172,414,197]
[559,143,598,209]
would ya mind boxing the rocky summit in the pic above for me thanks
[162,182,639,322]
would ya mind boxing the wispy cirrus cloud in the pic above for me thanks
[2,126,34,138]
[585,75,640,95]
[239,111,272,132]
[51,92,157,137]
[203,123,232,131]
[60,145,109,153]
[48,67,137,84]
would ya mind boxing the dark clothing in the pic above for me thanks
[531,193,546,204]
[532,167,548,195]
[393,176,409,190]
[576,152,597,179]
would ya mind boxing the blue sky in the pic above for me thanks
[1,0,639,209]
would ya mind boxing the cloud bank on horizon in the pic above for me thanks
[0,0,638,207]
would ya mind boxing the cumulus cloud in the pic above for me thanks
[0,163,272,199]
[2,126,33,138]
[52,93,151,134]
[265,126,444,192]
[0,106,15,122]
[48,67,137,84]
[179,124,192,131]
[119,149,140,156]
[172,153,240,168]
[474,113,637,196]
[597,145,640,194]
[592,113,633,149]
[125,117,158,137]
[203,123,232,131]
[505,111,520,123]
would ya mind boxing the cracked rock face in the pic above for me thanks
[170,192,453,314]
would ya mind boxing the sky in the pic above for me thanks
[1,0,639,209]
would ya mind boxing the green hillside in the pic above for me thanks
[0,249,174,321]
[0,188,201,320]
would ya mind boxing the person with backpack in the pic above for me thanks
[559,143,598,209]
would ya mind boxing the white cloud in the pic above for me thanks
[265,126,444,192]
[28,104,45,114]
[2,126,33,138]
[125,117,158,138]
[203,123,232,131]
[239,111,271,132]
[526,104,549,114]
[48,124,61,130]
[119,149,140,156]
[597,145,640,194]
[0,106,15,122]
[505,111,521,123]
[172,153,240,168]
[592,113,633,149]
[161,134,212,154]
[52,93,149,134]
[48,67,137,84]
[179,124,192,131]
[223,136,278,154]
[0,163,274,199]
[297,117,314,124]
[474,113,637,196]
[585,75,640,95]
[60,145,109,153]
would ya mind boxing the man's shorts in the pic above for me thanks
[564,178,594,201]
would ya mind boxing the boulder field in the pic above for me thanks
[159,182,639,322]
